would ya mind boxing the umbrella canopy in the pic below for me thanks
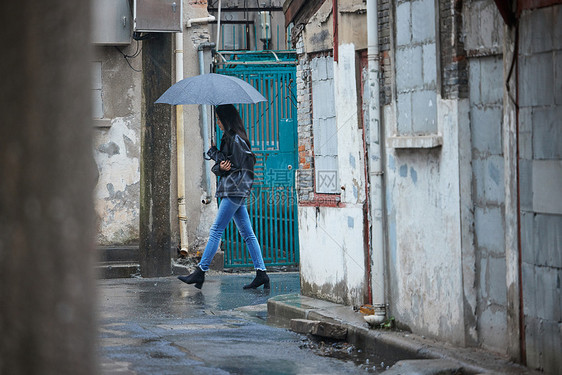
[155,73,267,106]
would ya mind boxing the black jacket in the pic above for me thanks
[207,132,255,198]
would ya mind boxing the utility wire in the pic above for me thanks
[115,40,142,72]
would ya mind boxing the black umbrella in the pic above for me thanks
[155,73,266,105]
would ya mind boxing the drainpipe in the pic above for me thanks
[198,42,216,204]
[333,0,338,62]
[367,0,386,323]
[175,31,189,255]
[186,15,216,28]
[215,0,222,48]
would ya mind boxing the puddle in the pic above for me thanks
[299,335,400,373]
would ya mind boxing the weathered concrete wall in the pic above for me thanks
[464,0,508,353]
[382,0,477,346]
[384,98,473,345]
[517,5,562,373]
[299,205,367,305]
[92,46,142,246]
[296,5,369,306]
[181,2,219,254]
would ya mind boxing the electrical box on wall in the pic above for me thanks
[92,0,132,45]
[134,0,182,32]
[258,11,271,41]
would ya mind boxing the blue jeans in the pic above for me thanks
[199,197,266,272]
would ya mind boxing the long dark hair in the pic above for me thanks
[216,104,252,151]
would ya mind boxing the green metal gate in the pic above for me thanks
[215,51,299,268]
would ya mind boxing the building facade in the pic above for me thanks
[284,0,561,372]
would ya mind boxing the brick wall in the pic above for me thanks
[295,34,315,202]
[379,0,393,105]
[439,0,468,99]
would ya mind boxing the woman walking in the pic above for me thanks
[178,104,269,290]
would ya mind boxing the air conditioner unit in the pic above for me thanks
[134,0,182,32]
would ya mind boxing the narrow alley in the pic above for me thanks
[98,273,384,374]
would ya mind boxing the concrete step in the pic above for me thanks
[98,246,139,263]
[97,261,139,279]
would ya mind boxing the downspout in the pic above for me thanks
[175,31,188,255]
[367,0,386,322]
[333,0,338,62]
[186,15,215,27]
[198,42,216,204]
[216,0,222,48]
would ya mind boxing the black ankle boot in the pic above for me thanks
[177,267,205,289]
[243,270,270,289]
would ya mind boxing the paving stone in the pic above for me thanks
[290,318,320,334]
[311,321,348,340]
[383,359,463,375]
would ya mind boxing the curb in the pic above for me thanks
[267,294,537,375]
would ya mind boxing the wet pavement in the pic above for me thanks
[97,272,371,374]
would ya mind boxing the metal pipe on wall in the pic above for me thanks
[216,0,222,48]
[367,0,387,319]
[198,42,216,204]
[175,31,189,256]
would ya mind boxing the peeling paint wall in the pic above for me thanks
[383,98,472,345]
[93,46,142,246]
[299,206,366,305]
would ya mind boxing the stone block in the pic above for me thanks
[310,321,347,340]
[290,319,320,334]
[532,160,562,214]
[397,92,412,134]
[412,0,436,43]
[518,112,533,161]
[520,7,554,55]
[470,106,503,155]
[384,359,462,375]
[555,5,562,48]
[532,107,562,159]
[520,211,535,265]
[478,306,508,349]
[311,56,328,82]
[488,256,508,306]
[518,159,533,212]
[519,54,555,107]
[396,46,423,91]
[480,56,503,104]
[521,262,536,317]
[541,320,562,374]
[411,89,437,133]
[479,257,488,301]
[535,214,562,268]
[422,43,437,87]
[474,207,505,256]
[469,59,482,105]
[463,0,503,53]
[483,155,504,204]
[554,50,562,106]
[396,2,411,46]
[535,266,560,321]
[472,158,485,202]
[524,315,542,369]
